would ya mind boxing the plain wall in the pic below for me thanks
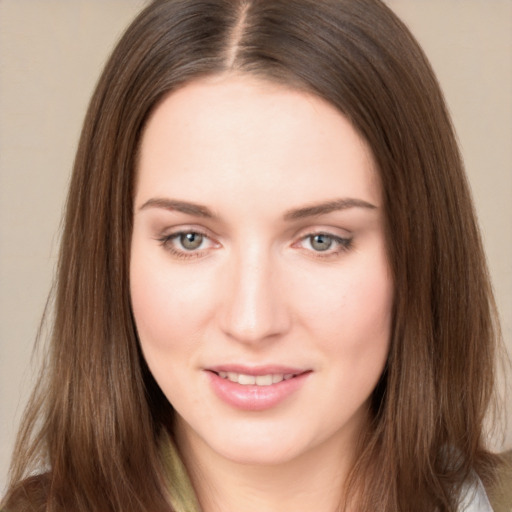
[1,0,511,492]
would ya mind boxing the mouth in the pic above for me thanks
[206,367,311,411]
[212,371,299,386]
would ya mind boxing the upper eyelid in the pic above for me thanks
[155,226,352,245]
[292,225,352,240]
[163,229,218,246]
[158,225,216,239]
[295,232,351,247]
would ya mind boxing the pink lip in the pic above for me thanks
[207,364,307,376]
[205,366,311,411]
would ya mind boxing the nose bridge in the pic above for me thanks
[219,243,289,343]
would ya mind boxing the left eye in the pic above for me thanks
[309,234,334,251]
[178,232,205,251]
[299,233,351,253]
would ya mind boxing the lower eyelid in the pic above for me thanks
[157,229,221,258]
[299,235,353,257]
[156,229,351,257]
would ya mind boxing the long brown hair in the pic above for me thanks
[2,1,502,510]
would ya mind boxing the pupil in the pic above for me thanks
[181,232,202,250]
[311,234,332,251]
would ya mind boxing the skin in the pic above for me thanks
[130,74,393,512]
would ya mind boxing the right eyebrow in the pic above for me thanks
[138,198,215,218]
[283,197,377,221]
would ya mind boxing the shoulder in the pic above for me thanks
[1,473,50,512]
[485,451,512,512]
[459,477,494,511]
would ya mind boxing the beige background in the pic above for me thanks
[1,0,511,493]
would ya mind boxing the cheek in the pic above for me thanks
[129,251,212,406]
[301,259,392,340]
[293,250,393,384]
[129,243,212,357]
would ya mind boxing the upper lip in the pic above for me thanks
[206,364,309,376]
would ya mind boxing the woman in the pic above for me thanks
[1,0,508,511]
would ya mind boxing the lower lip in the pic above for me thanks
[206,371,310,411]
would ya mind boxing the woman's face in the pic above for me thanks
[130,75,393,467]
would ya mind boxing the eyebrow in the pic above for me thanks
[138,197,377,220]
[139,198,215,218]
[283,198,377,220]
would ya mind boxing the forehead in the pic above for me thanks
[136,74,381,212]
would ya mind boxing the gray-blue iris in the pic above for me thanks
[311,234,333,251]
[181,232,203,250]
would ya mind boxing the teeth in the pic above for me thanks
[255,375,273,386]
[272,374,284,384]
[219,372,294,386]
[238,374,256,385]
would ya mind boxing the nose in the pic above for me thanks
[218,248,291,345]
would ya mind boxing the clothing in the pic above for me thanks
[459,478,494,512]
[160,434,503,512]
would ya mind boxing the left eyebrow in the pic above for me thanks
[138,197,215,218]
[283,198,377,221]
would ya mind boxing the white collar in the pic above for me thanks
[459,477,493,511]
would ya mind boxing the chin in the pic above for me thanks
[219,441,302,467]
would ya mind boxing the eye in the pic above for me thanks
[157,229,219,259]
[297,232,352,256]
[179,232,204,251]
[309,233,334,252]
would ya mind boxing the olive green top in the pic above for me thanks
[159,434,512,512]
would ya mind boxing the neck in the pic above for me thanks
[175,421,362,512]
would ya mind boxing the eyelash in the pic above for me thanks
[295,232,353,259]
[157,230,214,260]
[156,230,353,260]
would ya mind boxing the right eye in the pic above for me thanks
[158,230,218,259]
[177,232,205,250]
